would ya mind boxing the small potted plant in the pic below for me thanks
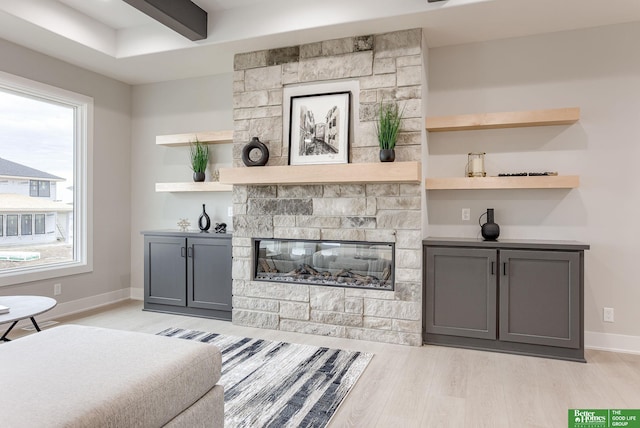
[190,138,209,182]
[376,101,404,162]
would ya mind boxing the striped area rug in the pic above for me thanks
[157,328,373,428]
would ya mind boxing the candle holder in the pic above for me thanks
[466,152,486,177]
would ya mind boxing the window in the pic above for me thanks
[39,181,50,197]
[20,215,32,236]
[29,180,50,197]
[29,181,38,196]
[6,215,18,237]
[34,214,45,235]
[0,71,93,285]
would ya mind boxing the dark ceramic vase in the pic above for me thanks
[481,208,500,241]
[198,204,211,232]
[193,171,205,182]
[379,149,395,162]
[242,137,269,167]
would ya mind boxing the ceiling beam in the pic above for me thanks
[123,0,207,41]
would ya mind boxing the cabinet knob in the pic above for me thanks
[181,247,186,258]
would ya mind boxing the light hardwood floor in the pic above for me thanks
[12,300,640,428]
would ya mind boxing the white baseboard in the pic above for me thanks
[42,288,131,322]
[130,287,143,301]
[585,331,640,355]
[11,289,132,329]
[10,292,640,356]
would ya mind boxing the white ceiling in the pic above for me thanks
[0,0,639,85]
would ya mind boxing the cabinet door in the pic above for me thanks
[425,247,497,339]
[144,236,187,307]
[499,250,580,349]
[187,237,232,311]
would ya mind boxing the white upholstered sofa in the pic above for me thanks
[0,325,224,427]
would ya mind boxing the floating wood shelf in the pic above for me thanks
[425,175,579,190]
[219,161,422,185]
[425,107,580,132]
[155,182,233,192]
[156,130,233,146]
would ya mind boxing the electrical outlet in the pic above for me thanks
[228,206,233,217]
[603,307,614,323]
[462,208,471,221]
[54,283,62,296]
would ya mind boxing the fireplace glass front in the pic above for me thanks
[253,238,394,290]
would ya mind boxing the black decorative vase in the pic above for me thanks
[379,149,395,162]
[193,171,205,182]
[481,208,500,241]
[242,137,269,167]
[198,204,211,232]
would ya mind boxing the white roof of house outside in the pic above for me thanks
[0,194,72,213]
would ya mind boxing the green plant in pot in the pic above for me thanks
[190,138,209,182]
[375,101,404,162]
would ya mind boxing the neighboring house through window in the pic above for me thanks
[0,71,93,285]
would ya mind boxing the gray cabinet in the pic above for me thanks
[499,250,580,349]
[423,238,589,362]
[143,231,232,321]
[425,247,497,340]
[145,236,187,307]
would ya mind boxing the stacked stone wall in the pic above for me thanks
[231,29,424,346]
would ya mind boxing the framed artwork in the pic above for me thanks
[288,91,351,165]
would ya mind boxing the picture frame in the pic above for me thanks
[288,91,351,165]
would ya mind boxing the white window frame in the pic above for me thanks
[0,71,93,286]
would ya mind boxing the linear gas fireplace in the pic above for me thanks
[253,238,394,290]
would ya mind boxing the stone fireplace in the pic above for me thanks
[230,28,424,346]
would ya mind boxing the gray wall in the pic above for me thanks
[130,75,234,298]
[3,20,638,348]
[0,39,132,305]
[426,22,640,339]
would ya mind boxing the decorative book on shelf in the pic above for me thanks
[0,305,10,314]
